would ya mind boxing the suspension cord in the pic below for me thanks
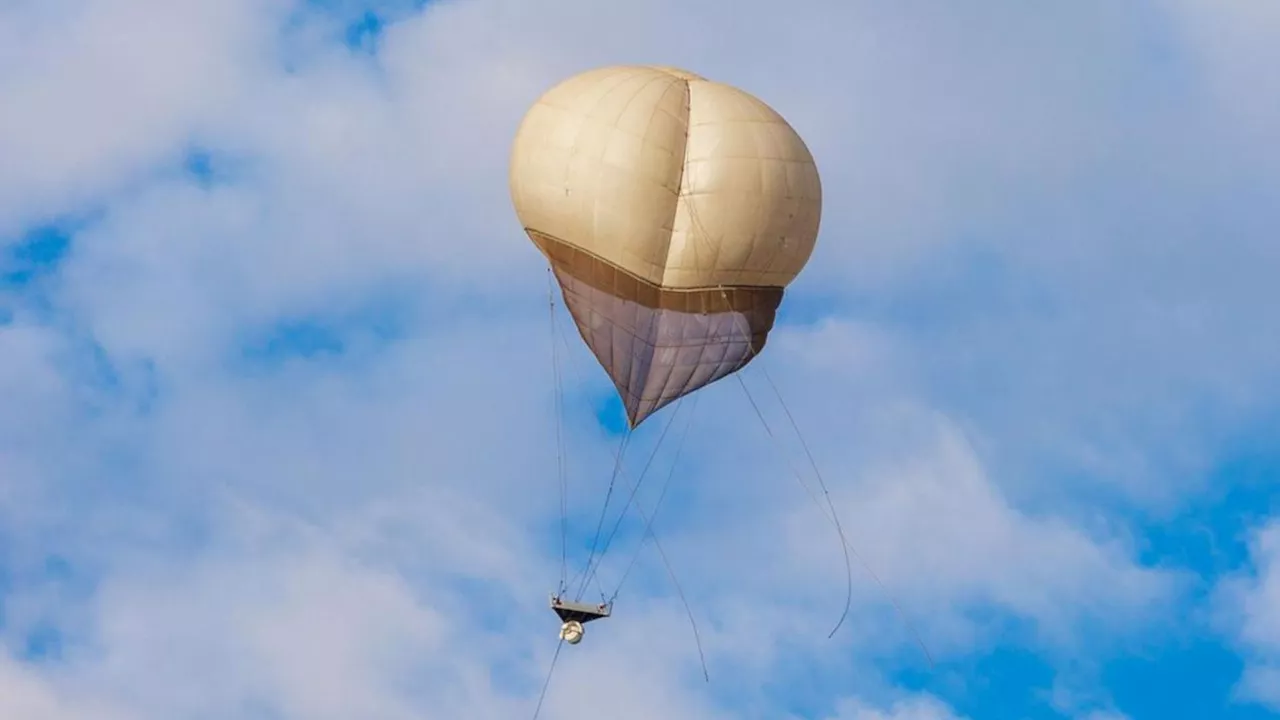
[573,429,632,599]
[609,393,700,602]
[547,269,570,595]
[598,402,710,682]
[609,467,710,683]
[577,397,686,600]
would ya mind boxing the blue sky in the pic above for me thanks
[1,0,1279,718]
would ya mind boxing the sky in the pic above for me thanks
[0,0,1278,718]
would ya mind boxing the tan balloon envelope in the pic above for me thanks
[511,65,822,427]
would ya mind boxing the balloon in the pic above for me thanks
[511,65,822,427]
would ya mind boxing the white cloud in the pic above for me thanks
[0,653,132,720]
[675,323,1182,660]
[0,0,1276,718]
[0,0,284,234]
[829,693,966,720]
[1215,521,1280,710]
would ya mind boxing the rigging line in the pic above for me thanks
[602,435,711,683]
[759,367,934,665]
[610,392,700,602]
[734,372,852,638]
[729,370,831,528]
[550,314,709,682]
[547,269,569,594]
[530,638,565,720]
[572,428,632,595]
[649,511,711,683]
[578,396,686,598]
[759,364,844,530]
[566,525,614,605]
[566,557,611,607]
[574,423,633,599]
[735,372,935,668]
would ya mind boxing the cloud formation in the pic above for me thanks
[1,0,1277,718]
[1216,521,1280,711]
